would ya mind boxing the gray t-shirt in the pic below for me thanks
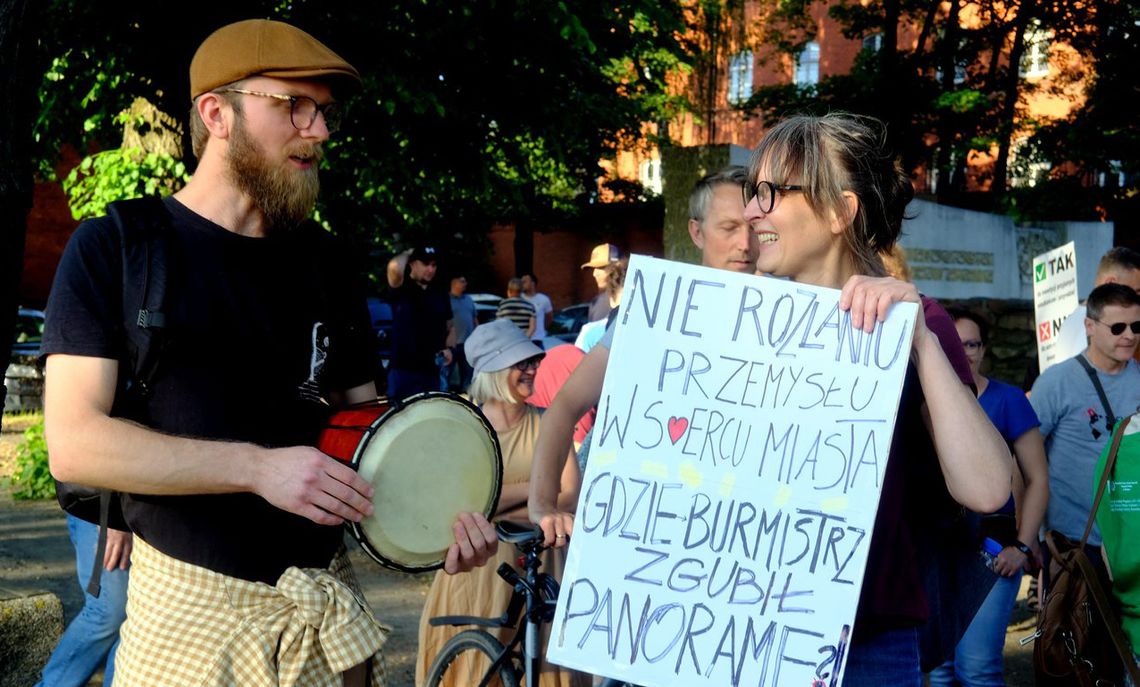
[450,294,477,344]
[1030,355,1140,545]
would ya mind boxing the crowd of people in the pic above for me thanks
[30,15,1140,687]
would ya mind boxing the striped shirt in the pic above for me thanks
[496,297,535,332]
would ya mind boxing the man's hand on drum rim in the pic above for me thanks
[254,446,375,526]
[444,512,498,574]
[532,509,575,548]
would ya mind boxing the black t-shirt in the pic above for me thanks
[384,281,451,372]
[41,197,375,583]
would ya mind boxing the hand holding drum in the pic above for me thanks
[317,392,504,573]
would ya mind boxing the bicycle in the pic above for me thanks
[424,519,632,687]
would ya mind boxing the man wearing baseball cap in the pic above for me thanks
[41,19,494,686]
[384,243,456,400]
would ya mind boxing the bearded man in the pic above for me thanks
[40,19,495,687]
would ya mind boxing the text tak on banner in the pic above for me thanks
[547,256,917,687]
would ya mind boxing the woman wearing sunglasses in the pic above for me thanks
[416,319,586,687]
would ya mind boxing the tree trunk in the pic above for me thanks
[513,219,533,279]
[992,0,1035,198]
[934,0,962,198]
[0,0,38,423]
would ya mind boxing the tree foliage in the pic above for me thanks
[734,0,1127,224]
[26,0,693,284]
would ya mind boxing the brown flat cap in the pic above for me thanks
[190,19,360,100]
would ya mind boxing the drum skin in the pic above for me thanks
[318,392,503,573]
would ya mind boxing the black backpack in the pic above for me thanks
[54,196,172,595]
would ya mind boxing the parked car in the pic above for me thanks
[468,293,502,326]
[5,308,45,412]
[548,303,590,341]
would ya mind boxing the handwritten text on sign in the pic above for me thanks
[547,256,917,687]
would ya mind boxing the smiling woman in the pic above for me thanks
[740,112,1013,686]
[415,319,586,687]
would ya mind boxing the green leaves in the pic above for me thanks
[9,419,54,501]
[61,147,187,221]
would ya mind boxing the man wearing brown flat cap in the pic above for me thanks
[41,18,495,686]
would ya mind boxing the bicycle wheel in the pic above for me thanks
[424,629,520,687]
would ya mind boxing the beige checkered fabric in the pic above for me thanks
[115,537,389,686]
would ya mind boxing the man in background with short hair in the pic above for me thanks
[445,274,477,392]
[496,277,535,338]
[521,272,552,348]
[1054,246,1140,362]
[1031,283,1140,594]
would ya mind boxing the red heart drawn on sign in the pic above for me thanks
[667,416,688,444]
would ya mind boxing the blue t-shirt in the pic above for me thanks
[450,294,477,344]
[1031,356,1140,545]
[979,378,1041,516]
[979,378,1040,444]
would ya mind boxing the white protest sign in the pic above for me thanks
[1032,241,1079,373]
[548,255,917,687]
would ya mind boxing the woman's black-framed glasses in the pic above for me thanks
[219,88,343,133]
[1092,319,1140,336]
[742,180,804,214]
[512,355,543,372]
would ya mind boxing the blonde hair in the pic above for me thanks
[188,84,243,159]
[467,368,519,405]
[749,113,914,277]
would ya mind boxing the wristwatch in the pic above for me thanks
[1014,541,1033,556]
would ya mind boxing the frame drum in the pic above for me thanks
[318,391,503,572]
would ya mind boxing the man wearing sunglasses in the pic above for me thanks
[40,19,495,686]
[1054,246,1140,363]
[1030,282,1140,595]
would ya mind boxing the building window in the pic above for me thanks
[727,50,753,105]
[794,41,820,86]
[639,159,662,195]
[1020,21,1051,78]
[862,34,882,53]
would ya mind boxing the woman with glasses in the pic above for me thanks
[416,319,586,687]
[529,113,1012,685]
[737,112,1012,685]
[926,308,1048,687]
[740,113,1012,685]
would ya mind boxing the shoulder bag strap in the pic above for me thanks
[1075,354,1116,428]
[1080,415,1131,546]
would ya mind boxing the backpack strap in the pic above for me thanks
[79,196,172,597]
[1075,354,1116,429]
[108,196,172,398]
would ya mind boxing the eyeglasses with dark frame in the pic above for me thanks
[742,180,805,214]
[218,88,343,133]
[1091,319,1140,336]
[512,356,543,372]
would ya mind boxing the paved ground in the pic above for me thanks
[0,417,1038,686]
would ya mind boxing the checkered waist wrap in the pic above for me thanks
[115,536,389,687]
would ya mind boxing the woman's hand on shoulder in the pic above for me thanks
[839,274,929,344]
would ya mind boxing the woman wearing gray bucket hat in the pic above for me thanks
[415,320,587,687]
